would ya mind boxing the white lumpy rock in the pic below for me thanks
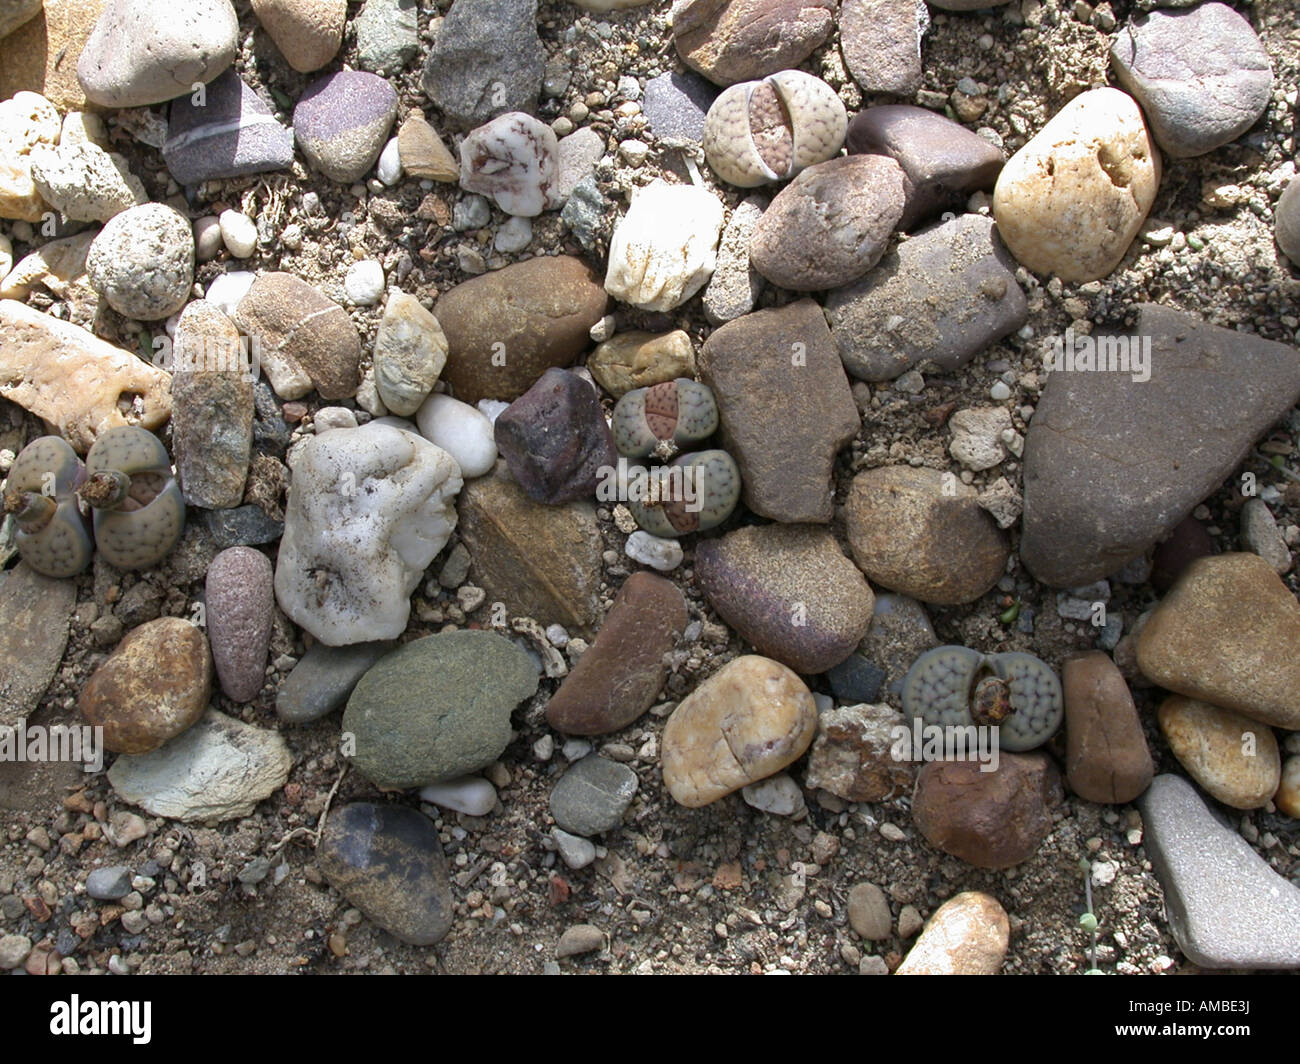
[459,112,560,218]
[604,179,724,312]
[625,529,684,571]
[274,422,463,645]
[415,392,497,478]
[419,776,498,816]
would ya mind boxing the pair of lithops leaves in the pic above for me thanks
[610,378,739,537]
[703,69,848,188]
[901,645,1064,752]
[3,427,185,578]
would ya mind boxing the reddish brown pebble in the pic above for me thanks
[205,546,275,703]
[1063,650,1154,804]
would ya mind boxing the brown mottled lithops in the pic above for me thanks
[902,645,1063,752]
[626,449,740,536]
[2,436,93,578]
[702,70,846,188]
[77,427,185,571]
[612,378,718,459]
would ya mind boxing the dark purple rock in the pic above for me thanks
[163,70,294,186]
[1151,516,1215,594]
[847,105,1005,230]
[494,368,617,504]
[825,653,885,704]
[205,546,274,703]
[293,71,398,183]
[642,71,720,145]
[196,505,285,548]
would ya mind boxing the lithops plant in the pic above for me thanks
[627,449,741,537]
[612,378,719,460]
[2,436,93,578]
[902,645,1064,752]
[77,426,185,570]
[703,70,847,189]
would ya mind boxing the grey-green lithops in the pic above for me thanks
[2,436,93,578]
[702,70,847,189]
[77,427,185,570]
[627,448,740,536]
[612,378,718,459]
[902,645,1063,752]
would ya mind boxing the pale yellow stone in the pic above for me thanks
[1158,695,1280,810]
[993,87,1160,282]
[0,298,171,452]
[397,111,458,182]
[0,90,59,221]
[587,329,696,398]
[0,228,95,301]
[662,655,817,808]
[895,892,1010,975]
[59,111,109,149]
[1276,756,1299,819]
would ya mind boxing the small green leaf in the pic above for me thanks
[1000,602,1020,625]
[1080,912,1098,933]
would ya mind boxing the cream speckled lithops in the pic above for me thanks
[627,448,740,537]
[612,378,718,459]
[78,427,185,571]
[902,645,1063,752]
[703,70,847,188]
[2,436,93,578]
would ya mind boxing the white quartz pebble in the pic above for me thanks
[625,530,683,572]
[415,392,497,477]
[344,259,385,305]
[741,773,806,817]
[377,137,402,187]
[205,270,257,316]
[218,209,258,258]
[419,776,498,817]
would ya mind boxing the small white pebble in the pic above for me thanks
[193,215,223,262]
[205,270,257,317]
[281,222,303,251]
[494,215,533,254]
[377,137,402,186]
[625,530,683,571]
[344,259,385,305]
[313,407,358,433]
[545,623,570,648]
[219,209,258,259]
[533,734,554,761]
[418,776,497,817]
[618,139,649,167]
[990,380,1012,401]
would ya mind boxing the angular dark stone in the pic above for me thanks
[493,368,617,505]
[847,105,1005,230]
[277,640,395,724]
[318,802,455,946]
[1150,516,1215,594]
[163,69,293,186]
[196,504,284,549]
[824,653,885,704]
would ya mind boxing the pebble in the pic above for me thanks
[205,547,274,704]
[415,393,496,477]
[205,270,257,317]
[419,776,498,817]
[76,0,239,107]
[699,299,858,522]
[552,827,596,870]
[844,466,1009,605]
[0,91,58,221]
[1158,695,1279,810]
[355,0,419,73]
[436,254,607,403]
[371,291,447,416]
[293,71,397,184]
[823,653,884,704]
[1021,306,1300,586]
[276,640,394,723]
[624,530,683,572]
[587,330,696,398]
[1277,757,1300,818]
[85,203,193,321]
[1277,176,1300,267]
[163,69,294,186]
[912,753,1061,869]
[494,215,532,254]
[895,893,1010,975]
[741,773,805,817]
[78,617,211,754]
[419,0,544,129]
[847,882,891,940]
[556,923,605,958]
[1062,651,1153,804]
[218,210,257,259]
[697,524,874,674]
[0,935,32,970]
[108,709,290,822]
[1240,498,1291,574]
[396,110,458,182]
[453,194,490,231]
[460,111,559,217]
[1109,3,1272,158]
[250,0,343,72]
[27,139,145,222]
[555,126,604,201]
[948,406,1013,471]
[0,0,41,38]
[376,137,402,186]
[804,702,913,802]
[193,216,223,261]
[703,195,765,324]
[662,655,817,807]
[494,367,617,504]
[560,174,607,249]
[318,803,454,945]
[235,271,361,399]
[994,88,1159,281]
[197,504,284,549]
[839,0,926,97]
[342,631,538,789]
[549,754,638,837]
[642,70,718,144]
[673,0,834,85]
[1138,774,1300,969]
[827,215,1026,382]
[545,571,687,735]
[275,423,460,644]
[0,564,77,727]
[749,155,903,290]
[456,464,603,637]
[343,260,385,306]
[86,865,133,901]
